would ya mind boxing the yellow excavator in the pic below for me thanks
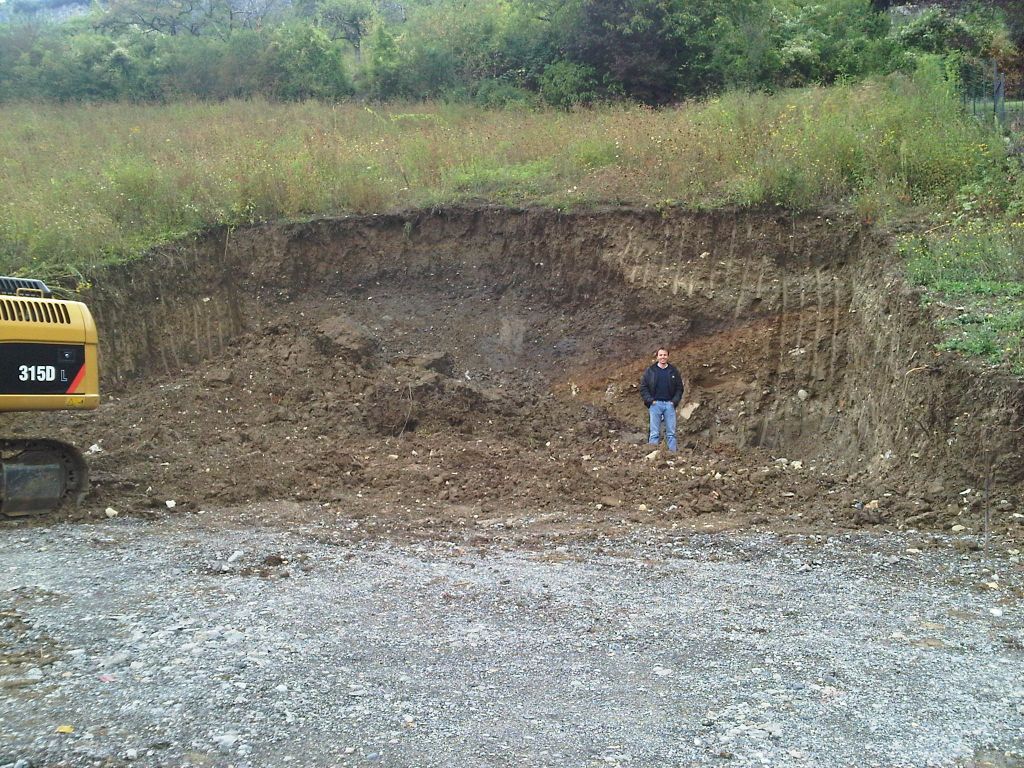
[0,276,99,516]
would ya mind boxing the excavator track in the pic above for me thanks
[0,439,89,517]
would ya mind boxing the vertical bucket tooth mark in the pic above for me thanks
[216,305,228,355]
[230,288,245,341]
[868,290,882,370]
[640,260,652,288]
[757,411,772,448]
[663,227,680,277]
[755,229,769,303]
[149,315,173,379]
[193,302,204,361]
[205,300,215,358]
[780,273,790,373]
[889,320,902,377]
[168,310,183,371]
[699,218,713,294]
[734,266,749,320]
[617,231,634,269]
[762,275,788,448]
[812,268,825,382]
[658,243,669,271]
[830,273,843,382]
[794,280,807,374]
[728,222,746,318]
[705,249,716,294]
[716,227,733,299]
[778,272,790,373]
[672,265,686,296]
[98,304,119,384]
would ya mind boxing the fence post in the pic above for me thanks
[996,71,1007,127]
[991,60,1004,127]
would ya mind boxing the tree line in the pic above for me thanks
[0,0,1019,106]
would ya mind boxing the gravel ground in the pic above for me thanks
[1,514,1022,768]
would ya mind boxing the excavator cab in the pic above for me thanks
[0,276,99,515]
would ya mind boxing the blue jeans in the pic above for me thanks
[648,401,677,452]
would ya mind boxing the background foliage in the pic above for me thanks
[0,0,1018,106]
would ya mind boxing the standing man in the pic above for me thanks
[640,348,684,453]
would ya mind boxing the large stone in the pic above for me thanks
[316,315,378,362]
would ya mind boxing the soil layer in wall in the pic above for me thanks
[4,207,1021,538]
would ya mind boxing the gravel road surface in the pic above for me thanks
[1,514,1022,768]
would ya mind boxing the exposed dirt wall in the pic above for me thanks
[9,206,1021,527]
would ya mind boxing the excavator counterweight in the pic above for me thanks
[0,276,99,516]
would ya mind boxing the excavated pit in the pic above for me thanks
[5,207,1022,537]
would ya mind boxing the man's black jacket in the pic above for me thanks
[640,363,684,408]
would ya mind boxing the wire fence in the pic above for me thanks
[961,60,1024,133]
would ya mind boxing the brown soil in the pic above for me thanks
[4,207,1022,541]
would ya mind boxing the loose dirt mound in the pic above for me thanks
[5,207,1022,537]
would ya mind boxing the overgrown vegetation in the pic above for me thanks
[904,220,1024,374]
[0,0,1018,106]
[0,63,1013,279]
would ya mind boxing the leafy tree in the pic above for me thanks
[895,7,983,55]
[96,0,218,36]
[708,0,783,88]
[500,0,581,87]
[893,4,1015,94]
[566,0,720,104]
[710,0,896,90]
[779,0,895,84]
[95,0,287,39]
[313,0,373,61]
[364,21,400,99]
[8,0,86,15]
[39,31,135,100]
[0,17,48,98]
[0,0,1011,105]
[146,31,233,98]
[218,28,274,97]
[398,0,510,87]
[266,22,352,100]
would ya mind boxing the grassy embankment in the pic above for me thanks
[1,64,1021,371]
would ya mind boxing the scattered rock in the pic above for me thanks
[316,316,378,362]
[223,629,245,645]
[204,369,234,386]
[98,652,131,669]
[212,733,240,754]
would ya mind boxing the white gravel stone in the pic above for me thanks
[0,521,1020,768]
[212,733,239,753]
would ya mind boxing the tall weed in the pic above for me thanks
[0,67,1008,274]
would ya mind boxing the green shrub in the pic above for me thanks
[473,79,539,109]
[538,61,598,109]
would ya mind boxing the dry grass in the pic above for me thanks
[0,69,1008,276]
